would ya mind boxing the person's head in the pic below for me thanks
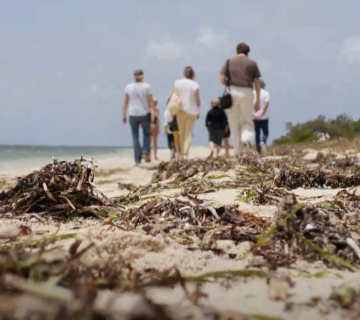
[184,66,195,80]
[133,69,144,82]
[259,79,266,89]
[210,99,220,108]
[236,42,250,56]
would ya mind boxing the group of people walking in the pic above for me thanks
[122,42,270,165]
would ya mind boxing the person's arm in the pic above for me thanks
[169,81,177,99]
[194,88,201,108]
[252,62,262,112]
[148,94,156,111]
[122,93,129,123]
[220,74,226,86]
[262,92,270,115]
[219,61,227,86]
[253,78,261,112]
[223,110,228,127]
[205,111,210,128]
[262,101,270,117]
[146,85,156,111]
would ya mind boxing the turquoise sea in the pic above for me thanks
[0,145,133,174]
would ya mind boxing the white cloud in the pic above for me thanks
[196,27,228,49]
[146,40,185,60]
[145,27,228,61]
[341,35,360,66]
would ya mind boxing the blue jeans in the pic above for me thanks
[253,118,269,153]
[129,114,150,164]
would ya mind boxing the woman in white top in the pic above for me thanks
[172,66,201,158]
[122,69,155,164]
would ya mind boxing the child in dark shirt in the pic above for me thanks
[205,99,229,158]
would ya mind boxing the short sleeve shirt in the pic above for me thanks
[174,78,200,116]
[125,82,151,116]
[253,88,270,119]
[220,56,261,88]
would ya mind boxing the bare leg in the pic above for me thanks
[215,145,221,157]
[223,138,230,158]
[173,133,180,158]
[148,134,153,161]
[153,132,158,160]
[208,141,215,158]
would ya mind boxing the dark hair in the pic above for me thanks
[184,66,195,79]
[236,42,250,56]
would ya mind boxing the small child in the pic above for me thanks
[164,101,180,160]
[205,99,229,158]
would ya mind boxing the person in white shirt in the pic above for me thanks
[253,79,270,155]
[171,66,201,158]
[122,69,156,164]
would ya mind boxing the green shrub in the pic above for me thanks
[292,128,315,143]
[273,114,360,145]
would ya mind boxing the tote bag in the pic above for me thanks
[167,91,182,116]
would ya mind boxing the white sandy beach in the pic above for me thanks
[1,145,360,319]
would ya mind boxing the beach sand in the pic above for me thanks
[1,145,360,319]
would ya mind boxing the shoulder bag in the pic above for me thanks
[219,59,233,110]
[167,89,182,116]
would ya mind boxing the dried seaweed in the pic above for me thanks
[152,158,233,183]
[327,285,360,319]
[0,158,113,217]
[118,196,270,244]
[0,233,282,320]
[274,169,360,190]
[239,185,291,205]
[2,151,360,319]
[117,182,137,191]
[274,169,327,190]
[253,195,360,270]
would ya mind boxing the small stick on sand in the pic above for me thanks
[346,237,360,260]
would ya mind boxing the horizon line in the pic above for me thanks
[0,144,132,148]
[0,143,204,148]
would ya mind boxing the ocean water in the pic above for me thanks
[0,145,133,174]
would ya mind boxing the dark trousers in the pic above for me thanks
[129,114,150,164]
[253,118,269,153]
[167,134,174,150]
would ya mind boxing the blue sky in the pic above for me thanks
[0,0,359,147]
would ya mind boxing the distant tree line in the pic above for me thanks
[273,114,360,145]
